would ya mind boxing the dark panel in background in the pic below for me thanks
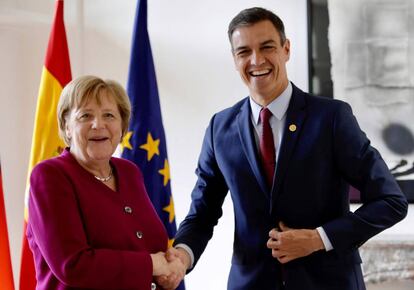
[307,0,413,202]
[308,0,333,98]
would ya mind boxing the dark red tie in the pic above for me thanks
[259,108,276,187]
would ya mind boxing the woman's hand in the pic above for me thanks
[153,249,187,290]
[150,252,171,276]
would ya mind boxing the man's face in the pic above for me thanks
[231,20,290,104]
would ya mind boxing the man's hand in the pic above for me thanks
[166,247,191,270]
[154,248,190,290]
[267,221,325,264]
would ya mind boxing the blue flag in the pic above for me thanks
[121,2,185,288]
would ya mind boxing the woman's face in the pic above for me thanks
[65,90,122,166]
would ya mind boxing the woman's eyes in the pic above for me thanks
[104,113,115,118]
[79,113,91,120]
[77,112,116,121]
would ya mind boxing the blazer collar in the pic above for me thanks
[237,99,270,199]
[236,83,308,203]
[271,83,308,210]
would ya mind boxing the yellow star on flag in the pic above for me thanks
[120,131,133,152]
[163,195,175,223]
[168,238,175,249]
[140,132,160,161]
[158,159,170,186]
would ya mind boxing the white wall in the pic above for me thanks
[0,1,411,289]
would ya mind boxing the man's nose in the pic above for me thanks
[251,50,265,65]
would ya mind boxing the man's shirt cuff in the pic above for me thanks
[317,227,334,251]
[175,243,195,269]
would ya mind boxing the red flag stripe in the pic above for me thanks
[44,0,72,87]
[0,164,15,290]
[19,223,36,290]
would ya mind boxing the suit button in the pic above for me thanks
[151,282,157,290]
[124,206,132,214]
[136,231,143,239]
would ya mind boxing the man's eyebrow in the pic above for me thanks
[260,40,277,46]
[233,45,250,53]
[233,39,277,53]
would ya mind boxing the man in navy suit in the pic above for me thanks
[159,7,408,290]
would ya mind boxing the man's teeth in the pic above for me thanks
[250,69,270,76]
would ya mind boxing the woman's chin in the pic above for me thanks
[86,149,114,162]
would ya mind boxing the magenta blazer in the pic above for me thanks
[27,148,168,290]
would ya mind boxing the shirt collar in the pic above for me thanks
[249,82,293,125]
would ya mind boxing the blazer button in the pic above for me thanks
[151,282,157,290]
[124,206,132,214]
[136,231,143,239]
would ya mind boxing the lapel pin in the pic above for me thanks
[289,124,297,132]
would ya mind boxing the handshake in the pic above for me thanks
[151,247,191,290]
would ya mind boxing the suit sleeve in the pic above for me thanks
[28,162,153,290]
[322,102,408,254]
[173,115,229,269]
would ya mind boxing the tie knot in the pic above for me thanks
[260,108,272,123]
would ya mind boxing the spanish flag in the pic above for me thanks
[19,1,72,289]
[0,161,14,290]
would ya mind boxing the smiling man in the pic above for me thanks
[231,17,289,107]
[160,7,408,290]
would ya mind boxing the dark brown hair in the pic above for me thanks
[228,7,286,46]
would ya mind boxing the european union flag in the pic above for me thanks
[121,2,184,288]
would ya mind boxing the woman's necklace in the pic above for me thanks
[94,167,113,182]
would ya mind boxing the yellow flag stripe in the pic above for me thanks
[24,67,66,222]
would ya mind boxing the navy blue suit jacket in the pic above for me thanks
[174,84,408,290]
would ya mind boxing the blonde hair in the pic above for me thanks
[57,75,131,145]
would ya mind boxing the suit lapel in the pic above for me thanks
[271,85,307,208]
[236,99,270,198]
